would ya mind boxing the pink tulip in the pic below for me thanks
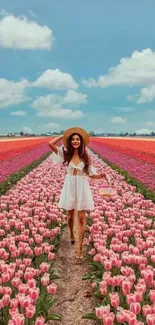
[1,286,12,295]
[48,252,55,260]
[47,283,57,295]
[109,292,120,308]
[29,287,40,301]
[149,290,155,303]
[142,305,152,317]
[1,273,11,283]
[130,302,141,315]
[27,279,37,288]
[35,317,46,325]
[135,291,143,303]
[95,305,110,319]
[12,314,25,325]
[104,261,112,271]
[102,312,115,325]
[39,262,50,273]
[41,276,50,287]
[2,294,10,306]
[122,280,132,295]
[10,298,18,309]
[34,246,43,256]
[25,304,36,319]
[146,315,155,325]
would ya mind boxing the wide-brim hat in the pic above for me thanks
[63,127,89,148]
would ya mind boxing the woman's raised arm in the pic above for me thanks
[48,134,63,154]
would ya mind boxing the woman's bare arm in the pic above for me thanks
[48,134,63,154]
[90,173,107,180]
[88,155,108,180]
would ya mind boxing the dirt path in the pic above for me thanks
[50,215,96,325]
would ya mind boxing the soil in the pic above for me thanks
[49,215,96,325]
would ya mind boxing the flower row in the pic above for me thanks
[0,144,42,163]
[0,155,66,324]
[91,138,155,156]
[0,138,52,154]
[84,151,155,325]
[0,143,51,183]
[90,139,155,165]
[89,140,155,191]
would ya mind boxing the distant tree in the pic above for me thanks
[20,131,24,136]
[151,131,155,136]
[89,131,95,136]
[133,132,136,136]
[60,130,65,134]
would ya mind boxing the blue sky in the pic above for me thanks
[0,0,155,135]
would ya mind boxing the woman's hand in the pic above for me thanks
[99,173,107,179]
[99,173,111,184]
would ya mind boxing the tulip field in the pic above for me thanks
[0,138,54,185]
[89,138,155,194]
[0,137,155,325]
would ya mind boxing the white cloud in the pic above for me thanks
[144,121,155,127]
[0,9,9,16]
[135,128,152,135]
[34,69,78,89]
[0,78,30,109]
[22,127,33,134]
[10,110,27,116]
[110,116,127,124]
[44,123,60,130]
[0,14,54,50]
[128,85,155,104]
[63,90,87,105]
[82,78,98,88]
[136,85,155,104]
[32,94,84,119]
[82,49,155,88]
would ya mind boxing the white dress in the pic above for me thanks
[51,145,97,211]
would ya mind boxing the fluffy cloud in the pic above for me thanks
[0,78,30,109]
[42,123,60,130]
[82,78,98,88]
[144,121,155,127]
[82,48,155,104]
[0,14,54,50]
[22,127,33,134]
[135,128,152,135]
[63,90,87,105]
[136,85,155,104]
[0,72,82,109]
[110,116,127,124]
[34,69,78,89]
[10,111,27,116]
[32,94,84,119]
[82,49,155,88]
[0,9,9,16]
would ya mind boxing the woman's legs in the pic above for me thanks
[67,209,75,243]
[77,210,86,258]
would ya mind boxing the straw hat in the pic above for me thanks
[63,127,89,147]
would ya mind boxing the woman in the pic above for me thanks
[48,127,108,260]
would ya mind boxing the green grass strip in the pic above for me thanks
[0,152,51,196]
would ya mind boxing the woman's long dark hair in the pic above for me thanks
[63,133,90,174]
